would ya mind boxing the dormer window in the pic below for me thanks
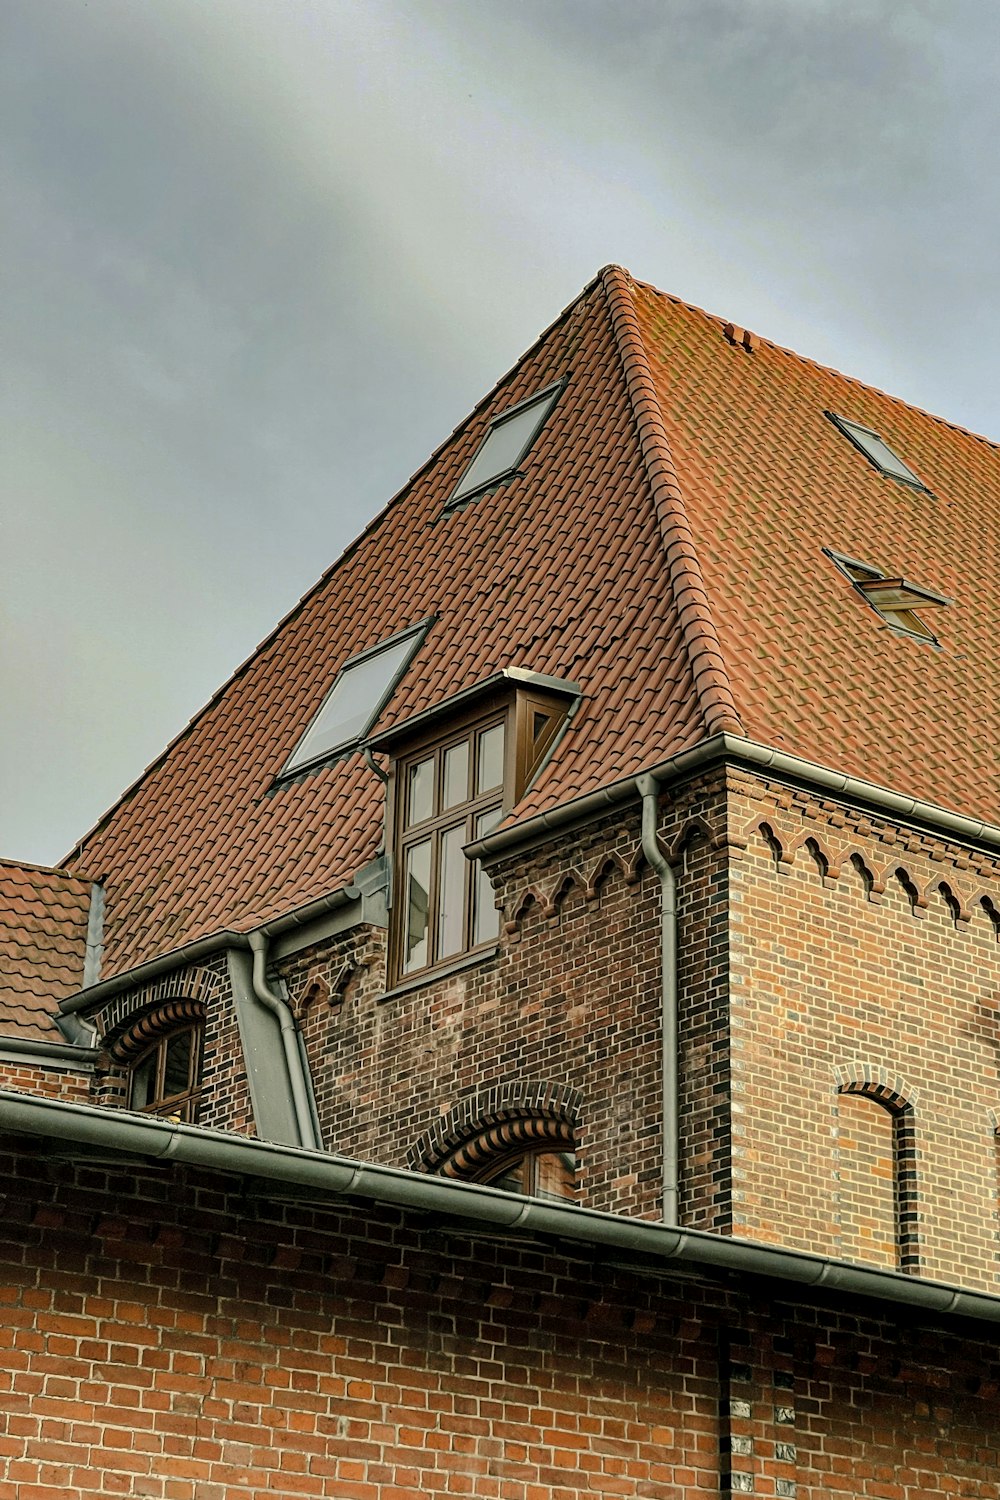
[449,381,564,505]
[826,412,928,491]
[371,670,578,986]
[282,623,427,776]
[825,549,950,644]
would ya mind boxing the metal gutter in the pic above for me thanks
[0,1036,99,1068]
[469,733,1000,864]
[59,884,360,1016]
[0,1090,995,1326]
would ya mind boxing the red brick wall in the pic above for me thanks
[1,1145,999,1499]
[727,770,1000,1290]
[0,1061,91,1103]
[281,808,665,1219]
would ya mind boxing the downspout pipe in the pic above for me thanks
[636,773,678,1228]
[247,931,320,1152]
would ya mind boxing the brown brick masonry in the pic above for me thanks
[1,1144,999,1498]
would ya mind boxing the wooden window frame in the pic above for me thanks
[387,684,571,985]
[478,1146,578,1202]
[127,1022,205,1123]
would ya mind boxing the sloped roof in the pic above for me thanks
[628,276,1000,813]
[0,861,91,1039]
[46,264,1000,984]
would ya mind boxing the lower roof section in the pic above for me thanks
[2,1089,998,1329]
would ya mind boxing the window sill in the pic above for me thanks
[377,945,499,1004]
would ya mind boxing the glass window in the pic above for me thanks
[394,717,507,980]
[827,412,926,489]
[482,1150,577,1202]
[128,1024,204,1123]
[284,626,424,775]
[450,385,562,504]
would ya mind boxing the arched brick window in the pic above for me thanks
[409,1084,580,1203]
[450,1116,577,1202]
[835,1079,918,1274]
[107,999,206,1124]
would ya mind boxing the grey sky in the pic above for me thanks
[3,0,997,864]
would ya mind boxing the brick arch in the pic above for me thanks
[978,894,1000,939]
[664,814,725,864]
[407,1081,582,1177]
[545,868,589,915]
[105,996,207,1064]
[91,963,227,1044]
[834,1070,919,1274]
[890,864,928,916]
[582,850,631,899]
[787,830,840,879]
[740,816,794,867]
[926,876,971,925]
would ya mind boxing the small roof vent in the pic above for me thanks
[723,322,758,353]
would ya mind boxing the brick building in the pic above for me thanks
[4,265,1000,1496]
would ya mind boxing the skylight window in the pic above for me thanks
[826,412,927,490]
[450,381,563,504]
[825,549,950,645]
[283,624,426,775]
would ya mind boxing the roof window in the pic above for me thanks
[825,549,949,644]
[449,381,563,504]
[282,623,426,776]
[826,412,927,490]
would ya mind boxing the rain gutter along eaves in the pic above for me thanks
[469,734,1000,866]
[0,1036,99,1068]
[0,1089,996,1327]
[59,884,360,1017]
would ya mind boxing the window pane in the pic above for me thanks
[406,757,434,827]
[442,739,470,810]
[286,632,419,771]
[438,823,468,958]
[476,723,505,794]
[452,390,558,501]
[162,1031,192,1099]
[402,839,432,973]
[484,1158,530,1194]
[533,1151,577,1202]
[131,1051,157,1111]
[472,807,502,945]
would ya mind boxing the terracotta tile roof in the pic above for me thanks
[0,861,92,1039]
[47,264,1000,984]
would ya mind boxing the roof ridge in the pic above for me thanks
[629,273,1000,455]
[600,265,743,739]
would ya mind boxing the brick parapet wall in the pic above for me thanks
[1,1145,999,1498]
[0,1061,91,1103]
[727,769,1000,1290]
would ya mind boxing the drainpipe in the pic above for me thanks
[247,930,320,1151]
[636,773,678,1227]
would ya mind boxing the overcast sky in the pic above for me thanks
[3,0,998,865]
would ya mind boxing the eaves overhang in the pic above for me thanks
[1,1090,998,1328]
[58,879,365,1018]
[469,733,1000,866]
